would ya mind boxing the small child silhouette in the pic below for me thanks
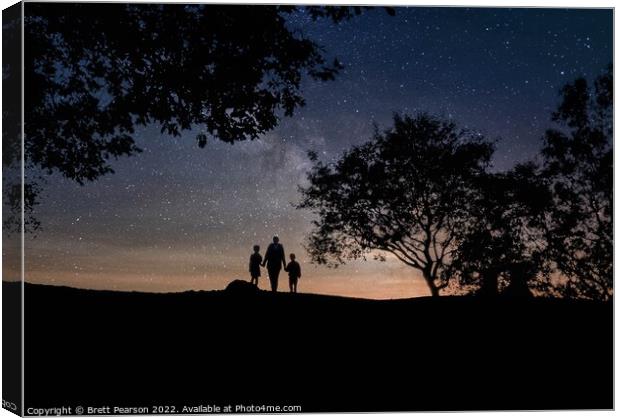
[249,245,263,287]
[286,253,301,293]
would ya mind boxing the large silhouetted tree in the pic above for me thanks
[541,65,613,301]
[22,4,384,181]
[297,114,494,297]
[4,4,392,232]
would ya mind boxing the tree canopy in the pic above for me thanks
[22,4,382,183]
[4,4,392,232]
[447,164,552,298]
[541,65,613,300]
[297,113,494,297]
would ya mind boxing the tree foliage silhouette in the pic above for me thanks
[541,65,612,300]
[4,4,392,232]
[447,164,552,298]
[297,114,494,297]
[22,4,384,182]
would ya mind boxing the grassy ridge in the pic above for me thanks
[12,281,612,412]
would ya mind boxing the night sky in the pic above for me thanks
[22,7,612,299]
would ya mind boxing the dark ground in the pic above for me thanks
[10,281,614,412]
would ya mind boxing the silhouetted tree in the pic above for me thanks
[448,164,552,298]
[4,4,392,232]
[541,65,613,300]
[297,114,494,297]
[22,3,368,179]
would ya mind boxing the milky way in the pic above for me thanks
[19,6,612,298]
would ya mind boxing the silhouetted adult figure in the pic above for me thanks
[262,236,286,292]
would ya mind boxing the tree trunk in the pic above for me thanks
[504,262,533,299]
[480,270,499,298]
[423,271,440,297]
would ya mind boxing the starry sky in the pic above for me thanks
[19,6,612,299]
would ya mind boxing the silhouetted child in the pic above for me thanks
[249,245,262,287]
[286,253,301,293]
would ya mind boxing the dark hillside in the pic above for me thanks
[15,282,612,412]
